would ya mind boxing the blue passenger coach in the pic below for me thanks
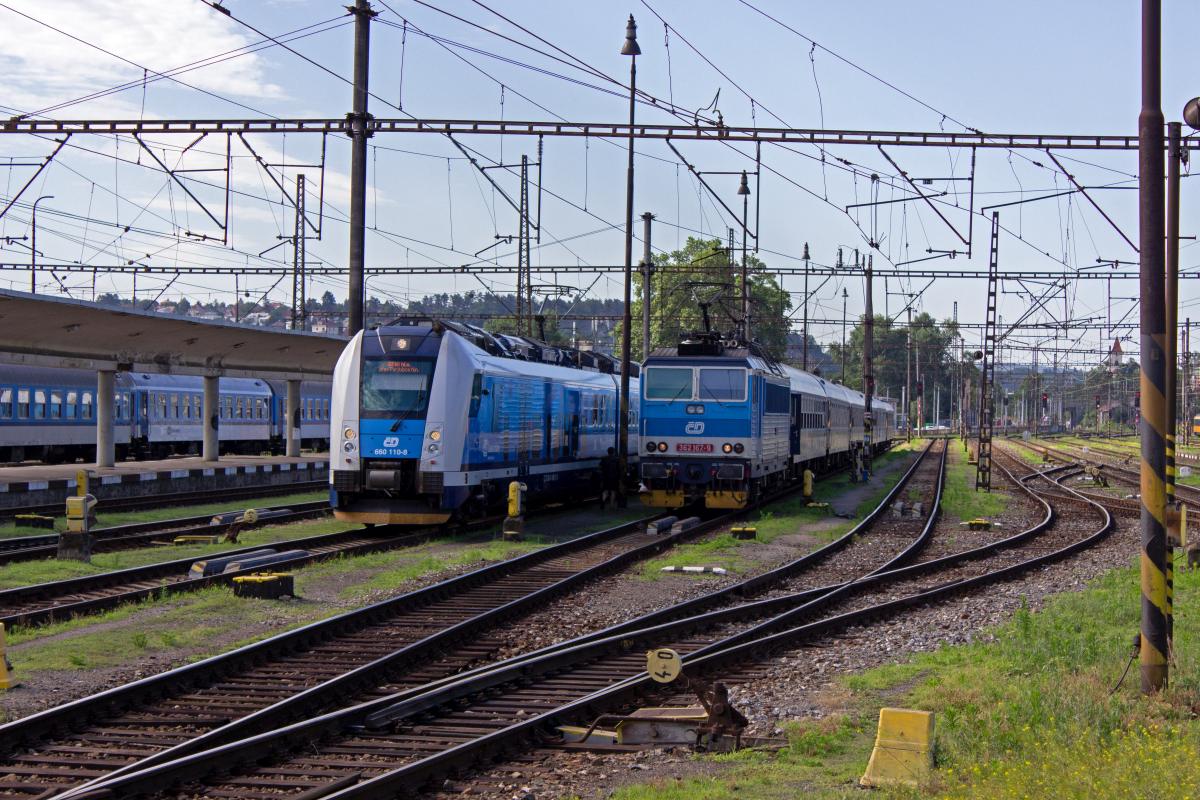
[330,319,639,525]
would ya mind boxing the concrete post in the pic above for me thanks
[203,375,220,462]
[96,370,115,468]
[286,379,301,458]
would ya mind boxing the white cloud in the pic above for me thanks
[0,0,284,117]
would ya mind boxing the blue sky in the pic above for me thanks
[0,0,1196,368]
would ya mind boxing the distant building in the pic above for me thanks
[1106,338,1123,372]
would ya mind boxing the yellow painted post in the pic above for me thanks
[802,469,814,502]
[860,708,935,788]
[0,623,13,690]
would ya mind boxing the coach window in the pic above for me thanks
[33,389,46,419]
[48,390,63,419]
[158,393,168,420]
[644,367,693,401]
[0,388,11,418]
[65,391,78,419]
[17,389,30,419]
[699,368,747,403]
[81,391,94,420]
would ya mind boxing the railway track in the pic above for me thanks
[68,438,1118,800]
[33,441,947,800]
[0,502,331,566]
[0,480,327,521]
[0,443,937,799]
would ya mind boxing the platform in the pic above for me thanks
[0,454,329,510]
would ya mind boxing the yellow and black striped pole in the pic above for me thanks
[1137,0,1169,694]
[1165,121,1181,648]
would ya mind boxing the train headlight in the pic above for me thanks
[343,427,357,440]
[657,441,668,452]
[733,443,744,454]
[722,443,733,454]
[427,442,440,453]
[429,429,442,441]
[342,440,356,453]
[646,441,657,453]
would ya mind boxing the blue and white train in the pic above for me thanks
[0,365,331,463]
[639,333,895,509]
[329,319,639,525]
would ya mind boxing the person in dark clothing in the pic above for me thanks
[599,446,621,509]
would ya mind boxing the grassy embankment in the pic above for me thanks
[611,556,1200,799]
[640,440,926,578]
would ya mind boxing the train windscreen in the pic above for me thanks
[361,358,435,419]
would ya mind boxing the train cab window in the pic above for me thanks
[644,367,693,400]
[0,388,11,418]
[81,391,94,420]
[65,391,77,419]
[33,389,46,419]
[17,389,30,419]
[698,368,747,402]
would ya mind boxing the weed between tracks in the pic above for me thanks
[939,444,1009,522]
[638,441,924,579]
[614,559,1200,799]
[0,489,327,538]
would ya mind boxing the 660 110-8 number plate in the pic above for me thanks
[676,443,714,453]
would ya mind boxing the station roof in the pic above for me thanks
[0,289,345,379]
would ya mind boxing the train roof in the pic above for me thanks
[445,330,635,388]
[0,364,97,387]
[374,317,638,377]
[122,373,271,395]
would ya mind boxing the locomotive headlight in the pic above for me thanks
[342,440,356,453]
[657,441,668,452]
[722,443,733,454]
[343,427,357,440]
[427,442,440,453]
[733,443,744,454]
[646,441,657,453]
[429,429,442,441]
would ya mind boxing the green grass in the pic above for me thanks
[0,516,351,590]
[639,443,923,579]
[940,449,1009,522]
[1,489,327,539]
[615,556,1200,799]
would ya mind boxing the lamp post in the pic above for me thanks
[30,194,54,294]
[617,15,640,506]
[737,171,750,341]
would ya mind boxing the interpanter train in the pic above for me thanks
[329,319,639,525]
[0,365,331,463]
[639,332,895,509]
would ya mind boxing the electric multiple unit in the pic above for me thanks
[639,333,896,509]
[329,319,639,525]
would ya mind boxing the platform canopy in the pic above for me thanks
[0,289,345,379]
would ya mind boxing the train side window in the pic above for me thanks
[158,393,168,420]
[323,399,330,420]
[0,388,10,418]
[81,391,94,420]
[17,388,29,419]
[171,393,180,419]
[469,374,483,418]
[48,390,63,419]
[65,390,77,419]
[33,389,46,419]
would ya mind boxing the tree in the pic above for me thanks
[625,236,791,361]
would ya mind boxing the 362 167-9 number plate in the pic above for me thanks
[676,443,714,453]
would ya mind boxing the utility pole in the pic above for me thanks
[518,154,531,337]
[617,15,640,506]
[862,253,874,477]
[347,0,375,337]
[738,171,751,340]
[1166,121,1181,502]
[840,286,848,380]
[905,305,913,441]
[291,174,306,331]
[1137,0,1168,694]
[30,194,54,294]
[802,242,810,370]
[641,212,653,358]
[1185,318,1192,446]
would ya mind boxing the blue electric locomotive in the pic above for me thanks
[639,333,895,509]
[329,319,639,525]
